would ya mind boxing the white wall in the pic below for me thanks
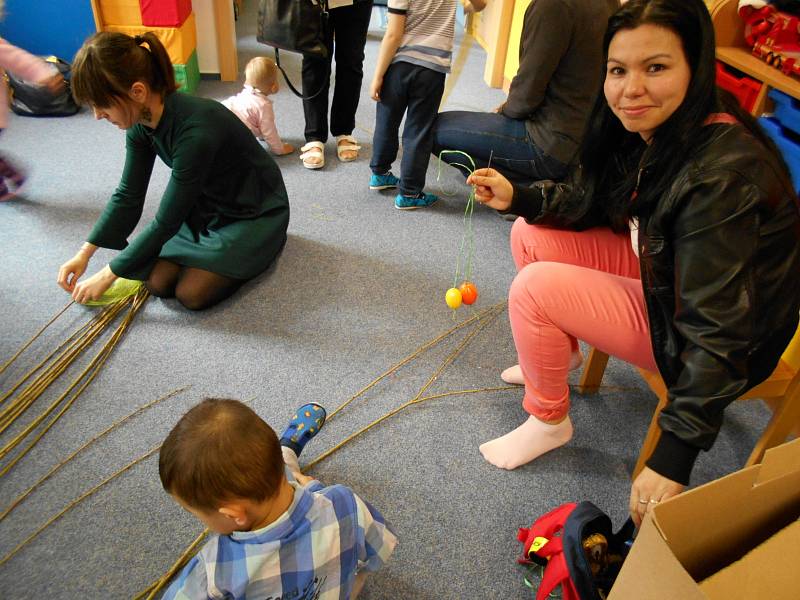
[194,0,220,74]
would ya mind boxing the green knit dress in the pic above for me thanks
[87,92,290,281]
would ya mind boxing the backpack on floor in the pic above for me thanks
[7,56,79,117]
[517,502,635,600]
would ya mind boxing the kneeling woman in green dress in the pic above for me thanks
[57,32,289,310]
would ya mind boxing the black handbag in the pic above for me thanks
[7,56,79,117]
[257,0,330,99]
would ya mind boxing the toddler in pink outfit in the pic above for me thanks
[0,36,64,200]
[223,57,293,156]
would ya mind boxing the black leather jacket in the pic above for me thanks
[508,123,800,484]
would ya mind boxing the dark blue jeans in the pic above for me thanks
[370,62,445,197]
[432,111,567,185]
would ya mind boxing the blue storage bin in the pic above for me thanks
[769,89,800,137]
[759,116,800,194]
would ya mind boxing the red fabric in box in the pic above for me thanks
[139,0,192,27]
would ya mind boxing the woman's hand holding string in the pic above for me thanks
[467,168,514,212]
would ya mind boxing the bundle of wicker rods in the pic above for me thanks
[0,287,150,478]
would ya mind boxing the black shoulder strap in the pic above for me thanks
[274,48,329,100]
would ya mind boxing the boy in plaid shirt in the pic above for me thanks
[159,398,397,600]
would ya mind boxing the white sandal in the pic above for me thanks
[336,135,361,162]
[300,141,325,169]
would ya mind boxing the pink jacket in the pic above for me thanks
[0,38,53,128]
[222,84,285,154]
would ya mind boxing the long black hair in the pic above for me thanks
[576,0,789,230]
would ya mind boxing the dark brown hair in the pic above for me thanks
[72,31,177,107]
[159,398,285,511]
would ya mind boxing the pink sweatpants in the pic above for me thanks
[508,219,658,422]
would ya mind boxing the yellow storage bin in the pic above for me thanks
[96,0,143,26]
[104,11,197,65]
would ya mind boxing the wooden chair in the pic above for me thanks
[576,325,800,477]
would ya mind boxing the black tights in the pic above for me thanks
[145,260,244,311]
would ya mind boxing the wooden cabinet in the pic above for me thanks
[711,0,800,115]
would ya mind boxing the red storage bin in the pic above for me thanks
[140,0,192,27]
[716,61,762,113]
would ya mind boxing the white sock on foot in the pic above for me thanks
[282,446,301,475]
[479,414,573,470]
[500,351,584,385]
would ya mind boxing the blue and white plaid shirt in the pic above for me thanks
[162,479,397,600]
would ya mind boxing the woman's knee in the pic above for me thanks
[508,262,561,317]
[175,274,242,311]
[174,285,218,311]
[145,280,174,298]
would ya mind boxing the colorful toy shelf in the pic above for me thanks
[711,0,800,115]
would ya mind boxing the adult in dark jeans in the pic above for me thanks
[299,0,374,170]
[432,0,618,186]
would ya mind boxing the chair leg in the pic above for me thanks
[577,348,609,394]
[746,379,800,466]
[633,389,669,479]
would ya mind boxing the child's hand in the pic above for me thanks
[370,77,383,102]
[278,143,295,155]
[467,168,514,212]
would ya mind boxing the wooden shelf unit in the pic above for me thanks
[712,0,800,115]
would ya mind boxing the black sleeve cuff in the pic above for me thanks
[387,7,407,14]
[645,430,701,486]
[504,184,542,221]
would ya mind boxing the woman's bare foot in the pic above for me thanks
[479,415,573,469]
[500,351,584,385]
[300,142,325,169]
[336,135,361,162]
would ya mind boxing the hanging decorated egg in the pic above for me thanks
[445,287,463,309]
[459,281,478,305]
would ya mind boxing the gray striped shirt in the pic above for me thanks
[388,0,457,73]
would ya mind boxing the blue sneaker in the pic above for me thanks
[279,403,326,457]
[395,192,439,210]
[369,172,400,190]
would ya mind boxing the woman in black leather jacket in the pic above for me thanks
[467,0,800,526]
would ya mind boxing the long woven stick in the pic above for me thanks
[306,305,505,469]
[0,386,189,522]
[0,291,149,465]
[0,444,160,568]
[0,300,74,376]
[134,529,209,600]
[326,301,506,422]
[0,300,125,412]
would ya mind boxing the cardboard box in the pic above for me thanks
[609,439,800,600]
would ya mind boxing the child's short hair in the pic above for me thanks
[245,56,278,92]
[159,398,284,511]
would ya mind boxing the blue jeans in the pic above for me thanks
[432,111,567,185]
[370,62,445,197]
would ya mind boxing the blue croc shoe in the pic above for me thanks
[369,172,400,190]
[395,192,439,210]
[280,403,326,457]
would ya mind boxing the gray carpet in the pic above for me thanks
[0,4,771,599]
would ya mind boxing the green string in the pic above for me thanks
[437,150,477,291]
[84,279,144,307]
